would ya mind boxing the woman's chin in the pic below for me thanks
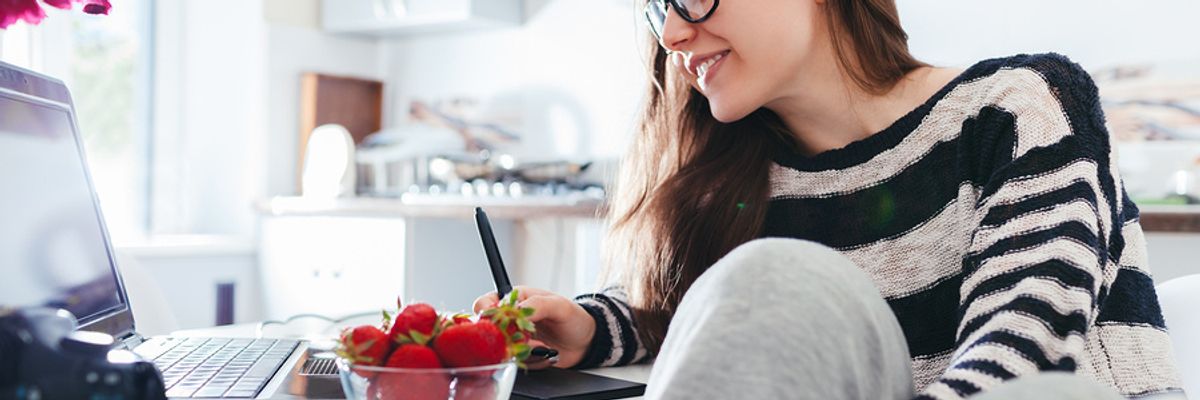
[708,102,755,123]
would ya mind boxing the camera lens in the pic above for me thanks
[61,331,116,357]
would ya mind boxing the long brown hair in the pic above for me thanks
[602,0,928,354]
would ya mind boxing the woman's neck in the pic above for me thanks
[766,60,957,157]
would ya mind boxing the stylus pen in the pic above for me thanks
[475,207,514,300]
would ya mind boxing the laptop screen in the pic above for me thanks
[0,73,128,329]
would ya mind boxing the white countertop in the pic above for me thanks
[256,195,606,219]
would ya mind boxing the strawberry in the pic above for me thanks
[390,303,439,346]
[335,325,391,366]
[367,370,450,400]
[452,313,473,325]
[368,344,450,399]
[481,290,537,362]
[453,375,497,400]
[384,344,443,369]
[432,321,508,368]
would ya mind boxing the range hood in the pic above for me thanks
[322,0,522,36]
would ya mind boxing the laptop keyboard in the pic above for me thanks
[148,337,299,398]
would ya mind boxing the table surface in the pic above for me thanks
[171,320,652,399]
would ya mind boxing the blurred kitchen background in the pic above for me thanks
[1,0,1198,335]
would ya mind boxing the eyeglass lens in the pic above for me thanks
[645,0,717,39]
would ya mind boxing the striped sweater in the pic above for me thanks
[573,53,1184,399]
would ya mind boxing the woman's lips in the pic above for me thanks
[697,51,728,91]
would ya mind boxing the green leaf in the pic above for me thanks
[381,309,393,328]
[505,290,520,305]
[517,319,535,332]
[512,343,532,362]
[409,330,430,346]
[520,308,535,317]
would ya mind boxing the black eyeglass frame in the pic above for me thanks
[643,0,720,42]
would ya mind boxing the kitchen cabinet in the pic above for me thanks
[259,216,407,319]
[256,197,605,319]
[321,0,522,36]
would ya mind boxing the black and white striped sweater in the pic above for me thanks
[573,53,1184,399]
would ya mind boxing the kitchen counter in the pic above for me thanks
[257,198,1200,232]
[257,195,606,220]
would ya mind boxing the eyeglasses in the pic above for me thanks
[643,0,720,43]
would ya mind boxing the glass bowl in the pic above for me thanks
[337,358,517,400]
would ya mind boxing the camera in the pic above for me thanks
[0,307,166,400]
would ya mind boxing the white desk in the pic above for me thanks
[171,319,652,399]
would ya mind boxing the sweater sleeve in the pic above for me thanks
[572,285,652,368]
[917,55,1123,399]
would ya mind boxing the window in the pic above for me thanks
[1,0,153,242]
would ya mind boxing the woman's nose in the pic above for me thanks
[660,6,696,53]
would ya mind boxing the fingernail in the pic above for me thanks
[548,356,559,365]
[531,347,557,358]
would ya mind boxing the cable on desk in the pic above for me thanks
[254,311,379,338]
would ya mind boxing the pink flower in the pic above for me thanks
[1,0,109,29]
[0,0,48,29]
[44,0,108,14]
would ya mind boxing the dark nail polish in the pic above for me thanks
[531,347,558,358]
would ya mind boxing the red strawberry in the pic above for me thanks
[390,303,439,345]
[453,375,498,400]
[335,325,391,366]
[367,370,450,400]
[368,344,450,399]
[481,290,537,362]
[433,321,508,368]
[385,344,443,369]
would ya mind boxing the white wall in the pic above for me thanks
[899,0,1200,69]
[379,0,647,161]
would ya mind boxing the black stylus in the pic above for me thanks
[475,207,514,300]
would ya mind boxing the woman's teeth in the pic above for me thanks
[697,52,723,78]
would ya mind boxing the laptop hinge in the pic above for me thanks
[119,331,146,350]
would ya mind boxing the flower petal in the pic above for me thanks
[0,0,48,28]
[41,0,74,10]
[80,0,107,15]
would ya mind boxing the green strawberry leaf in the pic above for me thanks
[517,319,535,332]
[520,308,535,317]
[409,330,430,346]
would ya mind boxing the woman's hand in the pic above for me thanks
[473,286,595,369]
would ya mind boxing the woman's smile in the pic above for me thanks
[686,49,731,91]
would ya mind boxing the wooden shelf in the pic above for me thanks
[1138,205,1200,233]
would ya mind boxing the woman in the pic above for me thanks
[475,0,1185,398]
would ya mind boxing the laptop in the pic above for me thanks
[0,61,342,398]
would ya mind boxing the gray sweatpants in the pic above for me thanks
[643,238,1128,400]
